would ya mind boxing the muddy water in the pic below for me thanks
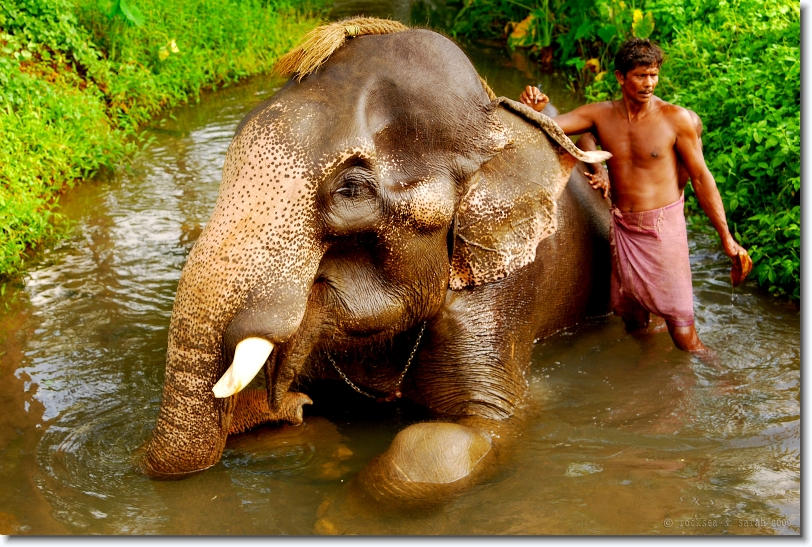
[0,3,800,536]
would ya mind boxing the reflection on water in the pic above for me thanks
[0,1,800,535]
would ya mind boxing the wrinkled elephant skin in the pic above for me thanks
[141,26,611,502]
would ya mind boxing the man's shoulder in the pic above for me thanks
[586,100,617,111]
[654,97,693,122]
[568,100,615,113]
[567,100,616,122]
[651,97,698,135]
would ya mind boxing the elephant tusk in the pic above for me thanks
[212,338,274,398]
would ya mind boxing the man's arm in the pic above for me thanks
[519,85,598,135]
[673,108,752,282]
[576,133,610,199]
[677,109,703,186]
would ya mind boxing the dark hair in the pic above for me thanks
[614,38,663,76]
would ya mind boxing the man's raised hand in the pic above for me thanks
[519,85,549,113]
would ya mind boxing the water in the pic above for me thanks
[0,1,800,536]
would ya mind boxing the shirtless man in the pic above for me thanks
[520,38,751,352]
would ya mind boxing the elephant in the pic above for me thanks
[139,17,613,506]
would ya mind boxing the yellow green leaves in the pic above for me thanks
[506,4,553,50]
[584,58,607,81]
[507,14,535,49]
[158,39,180,62]
[632,9,655,39]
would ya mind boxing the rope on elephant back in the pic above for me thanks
[479,75,497,101]
[496,97,613,165]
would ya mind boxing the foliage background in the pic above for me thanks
[453,0,800,300]
[1,0,801,301]
[0,0,326,280]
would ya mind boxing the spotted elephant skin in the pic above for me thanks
[140,26,611,503]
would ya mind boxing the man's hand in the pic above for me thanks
[726,242,753,287]
[575,132,610,199]
[722,236,753,287]
[520,86,549,112]
[584,168,610,200]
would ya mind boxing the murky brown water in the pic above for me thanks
[0,1,800,536]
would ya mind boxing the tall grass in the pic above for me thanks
[0,0,327,279]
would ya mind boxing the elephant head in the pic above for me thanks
[139,18,610,479]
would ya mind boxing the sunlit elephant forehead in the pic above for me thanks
[277,29,491,130]
[274,17,494,99]
[320,30,489,104]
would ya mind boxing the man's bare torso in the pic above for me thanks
[590,96,688,212]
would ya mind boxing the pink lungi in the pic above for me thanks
[610,194,695,327]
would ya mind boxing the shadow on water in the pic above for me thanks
[0,0,800,536]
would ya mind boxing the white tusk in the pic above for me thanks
[212,337,274,398]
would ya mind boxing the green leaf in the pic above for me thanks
[116,0,145,27]
[565,57,586,71]
[597,25,617,44]
[573,20,594,42]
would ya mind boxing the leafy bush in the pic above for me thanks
[587,0,800,299]
[454,0,800,300]
[0,0,327,278]
[452,0,656,88]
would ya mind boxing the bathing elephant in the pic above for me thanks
[140,18,612,504]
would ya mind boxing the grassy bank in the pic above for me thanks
[453,0,800,301]
[0,0,327,279]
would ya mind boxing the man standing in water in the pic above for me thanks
[520,38,752,352]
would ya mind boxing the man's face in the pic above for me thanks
[615,63,660,103]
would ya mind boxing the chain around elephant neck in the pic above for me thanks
[327,322,426,403]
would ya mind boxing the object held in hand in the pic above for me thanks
[730,249,753,287]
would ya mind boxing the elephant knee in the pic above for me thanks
[357,422,492,507]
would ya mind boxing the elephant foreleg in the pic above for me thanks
[354,421,493,508]
[227,390,312,435]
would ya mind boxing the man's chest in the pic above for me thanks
[600,114,677,165]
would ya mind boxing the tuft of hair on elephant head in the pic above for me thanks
[139,17,612,501]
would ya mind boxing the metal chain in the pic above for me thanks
[326,322,427,401]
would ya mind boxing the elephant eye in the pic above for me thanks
[333,167,375,200]
[336,180,364,198]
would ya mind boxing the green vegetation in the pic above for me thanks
[0,0,326,279]
[453,0,800,300]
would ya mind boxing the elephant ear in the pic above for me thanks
[449,103,580,290]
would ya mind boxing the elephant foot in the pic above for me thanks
[228,390,312,435]
[354,422,492,509]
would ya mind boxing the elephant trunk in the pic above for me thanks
[139,269,235,478]
[140,249,323,478]
[139,330,229,478]
[140,112,325,478]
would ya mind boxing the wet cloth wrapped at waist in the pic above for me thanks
[610,195,686,240]
[609,194,695,327]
